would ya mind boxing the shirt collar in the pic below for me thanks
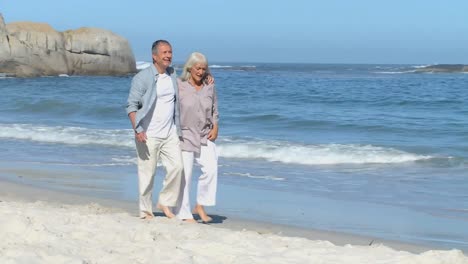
[151,63,172,78]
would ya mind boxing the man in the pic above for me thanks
[126,40,183,219]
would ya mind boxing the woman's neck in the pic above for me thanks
[189,78,203,90]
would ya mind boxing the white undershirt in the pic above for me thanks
[145,73,175,138]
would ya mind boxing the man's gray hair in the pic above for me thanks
[151,40,171,54]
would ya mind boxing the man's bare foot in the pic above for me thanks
[157,203,175,218]
[140,211,154,220]
[194,204,212,223]
[183,218,198,224]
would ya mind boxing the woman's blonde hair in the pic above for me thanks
[180,52,210,82]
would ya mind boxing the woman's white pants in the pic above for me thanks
[175,140,218,220]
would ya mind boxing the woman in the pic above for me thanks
[174,52,219,223]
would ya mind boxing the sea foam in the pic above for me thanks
[0,123,134,148]
[136,61,151,71]
[135,62,256,71]
[217,139,432,165]
[0,124,432,165]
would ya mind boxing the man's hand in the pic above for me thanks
[135,131,147,143]
[128,112,147,142]
[206,74,215,85]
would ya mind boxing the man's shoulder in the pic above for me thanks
[132,67,154,83]
[135,66,153,77]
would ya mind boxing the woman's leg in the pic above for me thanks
[194,140,218,222]
[174,151,195,220]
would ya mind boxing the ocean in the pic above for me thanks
[1,63,467,250]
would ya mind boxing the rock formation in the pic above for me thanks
[0,15,10,60]
[0,14,136,77]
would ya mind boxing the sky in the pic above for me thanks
[2,1,468,64]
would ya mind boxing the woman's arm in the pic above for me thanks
[207,86,219,141]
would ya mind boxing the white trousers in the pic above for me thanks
[135,132,183,218]
[175,140,218,220]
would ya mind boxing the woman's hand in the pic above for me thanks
[207,126,218,141]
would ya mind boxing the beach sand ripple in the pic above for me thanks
[0,200,467,264]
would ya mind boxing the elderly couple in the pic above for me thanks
[126,40,219,223]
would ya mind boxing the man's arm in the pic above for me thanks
[127,75,147,142]
[128,111,137,132]
[128,111,147,143]
[126,76,145,117]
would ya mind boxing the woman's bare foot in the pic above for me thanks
[194,204,212,223]
[183,218,198,224]
[157,203,175,219]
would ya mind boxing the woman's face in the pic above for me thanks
[189,63,207,83]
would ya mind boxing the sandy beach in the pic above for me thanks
[1,181,467,264]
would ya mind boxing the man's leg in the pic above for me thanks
[158,132,184,216]
[136,137,159,218]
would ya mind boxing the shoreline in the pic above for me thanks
[2,179,468,263]
[0,179,436,254]
[1,159,467,253]
[0,180,468,264]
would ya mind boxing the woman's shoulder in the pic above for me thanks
[177,78,189,85]
[206,84,216,94]
[204,83,215,89]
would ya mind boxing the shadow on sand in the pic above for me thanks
[151,212,228,224]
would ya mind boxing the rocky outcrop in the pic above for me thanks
[0,15,10,60]
[415,64,468,73]
[3,22,70,77]
[0,14,136,77]
[63,28,136,76]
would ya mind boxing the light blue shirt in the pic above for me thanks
[126,64,181,136]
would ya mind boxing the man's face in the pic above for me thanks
[152,44,172,71]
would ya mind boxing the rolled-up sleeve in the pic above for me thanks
[126,76,144,115]
[212,86,219,123]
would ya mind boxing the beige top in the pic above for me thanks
[177,79,219,153]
